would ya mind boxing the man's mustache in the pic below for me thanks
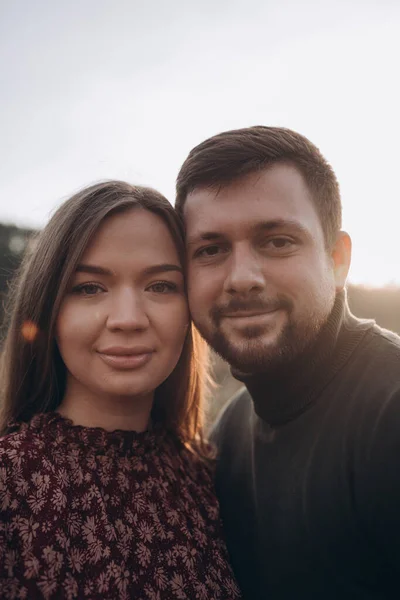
[210,295,293,324]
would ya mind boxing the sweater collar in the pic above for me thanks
[231,290,374,427]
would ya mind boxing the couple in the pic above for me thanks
[0,126,399,599]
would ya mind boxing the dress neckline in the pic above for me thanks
[14,412,166,456]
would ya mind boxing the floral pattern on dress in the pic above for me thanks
[0,413,241,599]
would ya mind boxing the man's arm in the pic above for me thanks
[356,385,400,583]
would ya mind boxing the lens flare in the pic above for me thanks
[21,321,39,342]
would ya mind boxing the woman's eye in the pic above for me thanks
[148,281,177,294]
[72,283,103,296]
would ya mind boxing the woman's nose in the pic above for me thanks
[106,289,149,331]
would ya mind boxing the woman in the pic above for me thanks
[0,181,241,599]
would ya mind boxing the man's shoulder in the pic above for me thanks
[355,321,400,374]
[369,322,400,349]
[341,322,400,437]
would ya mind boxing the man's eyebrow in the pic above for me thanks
[186,232,225,246]
[75,263,183,276]
[254,219,311,237]
[187,219,311,245]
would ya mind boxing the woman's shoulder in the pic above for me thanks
[0,421,46,475]
[0,422,52,515]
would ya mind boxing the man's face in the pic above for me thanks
[184,164,346,373]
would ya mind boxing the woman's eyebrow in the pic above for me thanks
[75,263,183,276]
[142,264,183,276]
[75,264,112,276]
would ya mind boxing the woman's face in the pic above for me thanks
[56,208,189,406]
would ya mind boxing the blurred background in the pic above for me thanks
[1,0,399,420]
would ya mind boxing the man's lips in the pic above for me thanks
[219,309,282,328]
[97,346,154,370]
[222,309,279,318]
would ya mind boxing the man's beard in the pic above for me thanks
[197,294,331,375]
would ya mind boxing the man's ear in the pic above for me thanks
[331,231,352,291]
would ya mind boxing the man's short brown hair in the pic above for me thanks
[176,126,342,248]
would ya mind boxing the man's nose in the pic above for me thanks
[106,289,149,331]
[223,245,266,295]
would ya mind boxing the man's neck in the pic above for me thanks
[232,291,367,426]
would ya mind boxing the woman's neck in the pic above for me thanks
[58,381,153,432]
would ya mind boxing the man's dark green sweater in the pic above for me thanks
[212,292,400,599]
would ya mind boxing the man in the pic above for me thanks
[175,126,400,599]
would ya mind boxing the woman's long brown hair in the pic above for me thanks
[0,181,209,453]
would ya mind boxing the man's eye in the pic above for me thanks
[270,238,291,248]
[264,238,294,250]
[195,245,223,258]
[147,281,177,293]
[72,283,103,295]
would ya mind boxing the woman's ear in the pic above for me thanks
[331,231,352,291]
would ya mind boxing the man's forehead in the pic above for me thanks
[184,163,312,210]
[183,166,322,244]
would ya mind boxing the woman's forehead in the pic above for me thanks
[80,209,182,271]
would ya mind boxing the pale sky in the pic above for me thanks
[1,0,399,286]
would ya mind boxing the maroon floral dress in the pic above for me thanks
[0,413,241,599]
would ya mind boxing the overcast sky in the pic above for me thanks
[1,0,399,286]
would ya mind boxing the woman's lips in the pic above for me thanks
[97,347,154,370]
